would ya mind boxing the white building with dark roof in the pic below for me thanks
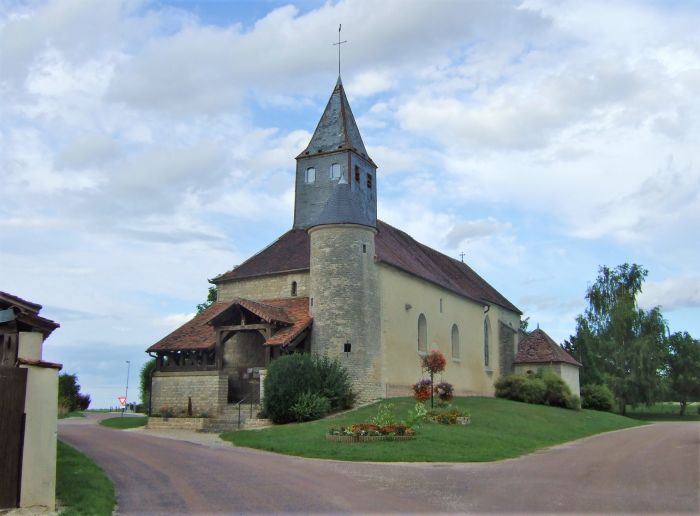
[147,78,525,417]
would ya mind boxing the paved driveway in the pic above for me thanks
[59,415,699,514]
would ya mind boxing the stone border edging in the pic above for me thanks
[326,434,415,443]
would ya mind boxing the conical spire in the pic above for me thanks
[297,77,372,163]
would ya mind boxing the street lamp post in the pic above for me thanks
[122,360,131,417]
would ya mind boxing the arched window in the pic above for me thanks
[291,281,297,297]
[451,324,460,359]
[330,163,341,180]
[484,317,490,367]
[417,314,427,352]
[305,167,315,184]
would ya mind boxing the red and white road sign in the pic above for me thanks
[117,396,127,407]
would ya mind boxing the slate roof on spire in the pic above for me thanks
[310,184,374,228]
[297,77,373,164]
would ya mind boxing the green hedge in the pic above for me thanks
[495,372,579,410]
[263,353,355,423]
[581,384,615,411]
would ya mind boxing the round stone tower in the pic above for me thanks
[296,77,383,401]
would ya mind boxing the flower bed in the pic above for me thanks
[326,433,415,443]
[426,408,471,425]
[327,422,415,443]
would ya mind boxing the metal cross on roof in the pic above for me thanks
[333,24,347,76]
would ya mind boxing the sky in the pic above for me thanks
[1,0,699,408]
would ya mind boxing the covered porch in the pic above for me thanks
[147,297,311,415]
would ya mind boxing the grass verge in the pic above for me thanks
[624,402,700,421]
[222,396,644,462]
[100,415,148,429]
[58,410,85,419]
[56,440,115,516]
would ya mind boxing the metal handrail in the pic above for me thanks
[235,395,251,429]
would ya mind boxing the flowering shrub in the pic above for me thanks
[426,408,469,425]
[434,381,454,403]
[412,379,432,401]
[405,402,428,428]
[370,403,396,426]
[421,349,447,374]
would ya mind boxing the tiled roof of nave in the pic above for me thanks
[213,220,520,314]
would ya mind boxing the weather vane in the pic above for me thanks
[333,24,347,76]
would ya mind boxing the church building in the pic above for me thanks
[147,77,523,416]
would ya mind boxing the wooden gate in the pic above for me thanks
[0,367,27,509]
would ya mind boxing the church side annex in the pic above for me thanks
[147,77,522,416]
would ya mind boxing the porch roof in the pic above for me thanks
[147,297,311,352]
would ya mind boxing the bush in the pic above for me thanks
[541,372,572,408]
[494,374,529,402]
[496,372,577,410]
[521,377,546,404]
[263,353,354,424]
[290,392,331,422]
[566,394,581,410]
[581,384,615,411]
[315,355,355,411]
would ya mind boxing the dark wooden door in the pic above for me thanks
[0,367,27,509]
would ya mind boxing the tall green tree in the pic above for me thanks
[666,332,700,416]
[571,264,667,414]
[196,285,217,314]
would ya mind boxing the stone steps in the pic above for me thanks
[195,403,267,433]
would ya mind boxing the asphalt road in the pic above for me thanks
[59,415,699,514]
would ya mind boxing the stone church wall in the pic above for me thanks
[217,272,309,302]
[379,264,521,396]
[151,371,227,416]
[309,224,382,402]
[498,321,517,376]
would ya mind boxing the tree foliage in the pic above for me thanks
[568,264,667,414]
[58,372,91,412]
[196,286,217,314]
[140,358,157,406]
[665,332,700,416]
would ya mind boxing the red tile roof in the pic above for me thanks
[213,229,309,282]
[0,291,60,336]
[375,222,520,314]
[147,297,311,352]
[514,329,581,367]
[262,298,312,346]
[0,291,42,313]
[18,357,63,370]
[213,220,520,314]
[148,303,230,352]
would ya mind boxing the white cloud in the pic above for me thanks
[156,312,196,331]
[639,276,700,312]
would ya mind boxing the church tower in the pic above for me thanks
[297,77,382,401]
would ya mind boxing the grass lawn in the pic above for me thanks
[624,402,700,421]
[222,396,644,462]
[56,440,115,516]
[99,415,148,429]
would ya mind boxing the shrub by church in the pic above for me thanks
[147,78,525,416]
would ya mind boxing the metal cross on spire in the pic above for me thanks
[333,24,347,76]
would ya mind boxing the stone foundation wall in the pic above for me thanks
[151,371,227,417]
[147,417,207,431]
